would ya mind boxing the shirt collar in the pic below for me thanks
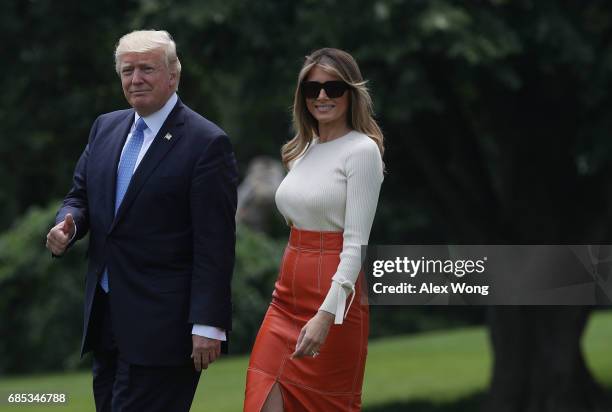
[133,93,178,137]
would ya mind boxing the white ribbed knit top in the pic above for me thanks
[275,130,383,324]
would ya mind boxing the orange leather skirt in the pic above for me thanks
[244,227,369,411]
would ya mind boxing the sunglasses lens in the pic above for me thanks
[302,81,349,99]
[302,82,321,99]
[324,81,348,98]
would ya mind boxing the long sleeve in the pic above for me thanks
[188,134,238,330]
[56,116,102,248]
[318,139,383,323]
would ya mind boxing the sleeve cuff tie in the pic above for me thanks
[332,278,356,324]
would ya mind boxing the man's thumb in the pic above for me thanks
[62,214,75,235]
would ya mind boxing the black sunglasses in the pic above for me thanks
[301,81,350,99]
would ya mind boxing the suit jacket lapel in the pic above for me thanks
[110,101,185,231]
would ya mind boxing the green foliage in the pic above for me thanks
[0,0,136,229]
[229,225,285,353]
[6,0,612,241]
[0,202,86,374]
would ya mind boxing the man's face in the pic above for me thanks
[119,49,177,116]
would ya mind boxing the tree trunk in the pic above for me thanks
[483,307,611,412]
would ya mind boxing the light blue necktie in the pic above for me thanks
[100,117,148,293]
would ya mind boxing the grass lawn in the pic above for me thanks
[1,311,610,411]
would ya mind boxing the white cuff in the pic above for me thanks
[319,278,356,325]
[333,278,356,324]
[192,324,227,341]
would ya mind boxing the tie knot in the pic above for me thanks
[134,118,148,133]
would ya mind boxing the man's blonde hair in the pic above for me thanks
[114,30,181,87]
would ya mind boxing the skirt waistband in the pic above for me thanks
[289,227,343,251]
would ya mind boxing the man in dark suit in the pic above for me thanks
[45,30,237,412]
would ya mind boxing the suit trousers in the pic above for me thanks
[90,286,201,412]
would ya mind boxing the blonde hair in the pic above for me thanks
[114,30,181,87]
[282,48,384,169]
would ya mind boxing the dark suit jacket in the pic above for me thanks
[56,99,237,365]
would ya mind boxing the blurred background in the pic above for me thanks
[1,0,612,411]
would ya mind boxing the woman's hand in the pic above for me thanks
[292,310,334,359]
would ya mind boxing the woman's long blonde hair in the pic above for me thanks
[281,48,384,169]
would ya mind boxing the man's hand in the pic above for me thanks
[292,310,334,359]
[191,335,221,372]
[46,214,76,256]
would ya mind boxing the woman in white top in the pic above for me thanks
[244,48,384,412]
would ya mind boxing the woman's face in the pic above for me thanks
[304,65,349,130]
